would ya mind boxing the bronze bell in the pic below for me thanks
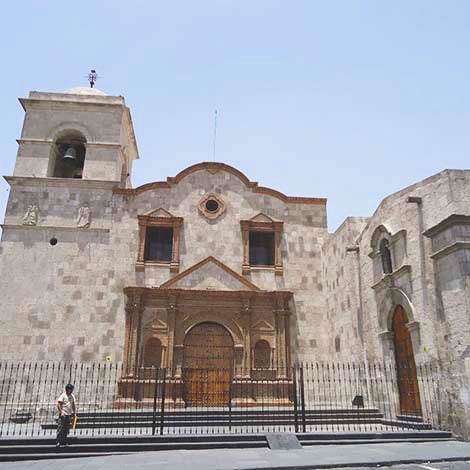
[62,146,77,160]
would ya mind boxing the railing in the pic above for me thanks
[0,361,449,437]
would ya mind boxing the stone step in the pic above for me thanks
[0,431,454,462]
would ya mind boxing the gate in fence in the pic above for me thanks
[0,361,447,437]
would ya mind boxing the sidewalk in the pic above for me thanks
[3,441,470,470]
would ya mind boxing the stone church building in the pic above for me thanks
[0,87,469,430]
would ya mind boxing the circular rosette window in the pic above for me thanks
[198,193,226,220]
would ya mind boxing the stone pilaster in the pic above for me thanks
[170,219,183,273]
[273,221,283,276]
[240,220,251,275]
[274,293,289,377]
[166,293,178,377]
[123,291,145,376]
[240,293,253,377]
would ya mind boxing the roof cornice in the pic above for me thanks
[113,162,327,205]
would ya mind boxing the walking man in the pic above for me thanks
[56,384,76,447]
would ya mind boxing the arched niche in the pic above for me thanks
[253,340,272,369]
[49,129,87,179]
[142,337,163,368]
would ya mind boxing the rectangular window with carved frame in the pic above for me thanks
[137,209,183,272]
[144,226,173,262]
[241,216,283,275]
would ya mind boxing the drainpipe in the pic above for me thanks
[346,246,372,403]
[406,197,428,311]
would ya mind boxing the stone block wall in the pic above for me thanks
[0,163,328,365]
[320,217,369,361]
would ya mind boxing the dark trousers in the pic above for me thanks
[56,415,72,445]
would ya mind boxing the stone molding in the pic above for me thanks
[430,241,470,260]
[17,139,122,150]
[423,214,470,238]
[4,176,119,189]
[371,264,412,291]
[113,162,327,206]
[1,224,109,234]
[159,256,261,291]
[124,286,293,302]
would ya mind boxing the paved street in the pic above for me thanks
[2,441,470,470]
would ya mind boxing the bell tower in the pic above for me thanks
[13,86,138,185]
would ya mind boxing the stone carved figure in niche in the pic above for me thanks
[77,204,91,228]
[22,205,39,226]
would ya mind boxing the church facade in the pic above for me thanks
[0,88,469,432]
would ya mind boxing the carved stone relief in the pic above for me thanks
[22,205,39,226]
[77,204,91,228]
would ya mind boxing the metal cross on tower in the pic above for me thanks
[87,70,99,88]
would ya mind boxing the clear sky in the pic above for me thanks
[0,1,469,231]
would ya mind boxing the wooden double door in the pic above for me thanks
[392,306,422,416]
[183,322,234,406]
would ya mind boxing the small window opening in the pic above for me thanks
[205,199,219,212]
[380,238,393,274]
[249,231,274,266]
[52,131,86,179]
[144,227,173,262]
[49,237,58,246]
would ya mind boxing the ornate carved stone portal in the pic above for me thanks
[117,257,293,407]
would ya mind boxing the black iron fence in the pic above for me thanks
[0,361,452,437]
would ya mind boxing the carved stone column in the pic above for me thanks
[240,220,251,275]
[274,293,289,378]
[136,221,146,271]
[239,293,253,377]
[123,291,145,376]
[273,221,283,276]
[170,219,183,273]
[166,293,178,377]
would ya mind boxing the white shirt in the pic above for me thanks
[57,392,76,416]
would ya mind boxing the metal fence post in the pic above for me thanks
[228,370,232,432]
[160,368,167,436]
[292,366,299,433]
[152,368,160,436]
[299,365,306,433]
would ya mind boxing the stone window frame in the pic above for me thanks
[137,212,183,273]
[369,224,405,282]
[240,218,283,276]
[198,192,226,221]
